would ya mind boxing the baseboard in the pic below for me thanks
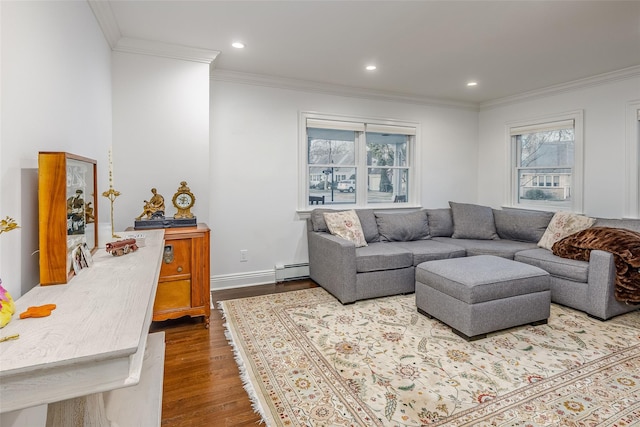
[211,263,311,290]
[211,270,276,290]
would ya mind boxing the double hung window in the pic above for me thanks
[302,113,418,209]
[509,111,583,211]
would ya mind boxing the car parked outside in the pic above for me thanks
[337,179,356,193]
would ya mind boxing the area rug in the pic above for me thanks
[220,288,640,426]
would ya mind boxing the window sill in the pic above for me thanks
[297,204,423,219]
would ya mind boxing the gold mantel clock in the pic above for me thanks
[172,181,195,219]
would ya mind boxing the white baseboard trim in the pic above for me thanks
[211,270,276,290]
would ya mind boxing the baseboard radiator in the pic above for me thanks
[275,263,310,283]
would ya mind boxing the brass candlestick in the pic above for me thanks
[102,187,121,238]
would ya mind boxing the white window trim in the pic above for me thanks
[298,111,421,212]
[504,110,584,212]
[625,100,640,218]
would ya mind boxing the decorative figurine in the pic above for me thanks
[136,188,165,220]
[105,238,138,256]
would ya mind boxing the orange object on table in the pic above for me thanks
[19,304,57,319]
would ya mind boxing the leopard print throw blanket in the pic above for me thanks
[552,226,640,304]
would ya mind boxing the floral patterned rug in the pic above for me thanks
[220,287,640,426]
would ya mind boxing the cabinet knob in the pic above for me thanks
[177,266,183,273]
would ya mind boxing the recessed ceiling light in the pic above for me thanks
[232,42,245,49]
[467,81,478,87]
[366,65,377,71]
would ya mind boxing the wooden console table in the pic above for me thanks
[0,229,165,426]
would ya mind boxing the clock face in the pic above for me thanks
[176,193,193,209]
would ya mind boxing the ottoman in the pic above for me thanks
[415,255,551,340]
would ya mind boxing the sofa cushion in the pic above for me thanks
[375,210,430,242]
[493,209,554,243]
[594,218,640,233]
[537,211,596,250]
[311,208,380,242]
[393,240,466,265]
[323,210,368,248]
[449,201,499,240]
[515,248,589,282]
[426,208,453,237]
[433,237,538,259]
[355,243,413,273]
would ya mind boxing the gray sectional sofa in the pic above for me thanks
[306,202,640,320]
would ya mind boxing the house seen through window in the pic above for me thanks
[303,114,417,208]
[510,113,582,210]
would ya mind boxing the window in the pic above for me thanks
[301,113,418,209]
[508,111,583,211]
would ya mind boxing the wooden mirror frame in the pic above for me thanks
[38,152,98,285]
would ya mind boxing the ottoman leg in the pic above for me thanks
[451,328,486,342]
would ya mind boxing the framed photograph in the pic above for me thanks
[39,152,98,285]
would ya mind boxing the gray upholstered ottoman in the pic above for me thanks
[415,255,551,340]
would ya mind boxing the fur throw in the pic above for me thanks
[552,227,640,304]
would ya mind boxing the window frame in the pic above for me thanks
[505,110,584,212]
[625,100,640,218]
[299,112,420,211]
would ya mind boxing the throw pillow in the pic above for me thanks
[374,210,430,242]
[449,201,499,240]
[493,209,554,243]
[538,212,596,250]
[323,210,368,247]
[311,208,380,242]
[537,211,596,250]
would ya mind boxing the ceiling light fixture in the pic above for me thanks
[467,81,478,87]
[366,65,377,71]
[232,42,245,49]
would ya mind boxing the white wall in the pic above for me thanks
[111,52,210,232]
[1,0,112,298]
[209,80,478,287]
[477,76,640,218]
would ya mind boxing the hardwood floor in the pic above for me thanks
[151,280,318,427]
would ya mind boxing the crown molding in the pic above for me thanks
[114,37,220,65]
[480,65,640,110]
[87,0,121,49]
[211,69,479,111]
[87,1,219,65]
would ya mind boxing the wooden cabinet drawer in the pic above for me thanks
[154,279,192,312]
[160,238,191,277]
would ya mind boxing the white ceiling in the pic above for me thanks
[106,1,640,105]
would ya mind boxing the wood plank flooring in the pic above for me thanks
[151,280,318,427]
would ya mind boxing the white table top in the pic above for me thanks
[0,229,164,413]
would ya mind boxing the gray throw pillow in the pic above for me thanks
[425,208,453,237]
[311,208,380,242]
[449,201,499,240]
[493,209,554,243]
[375,210,430,242]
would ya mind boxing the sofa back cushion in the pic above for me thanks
[493,208,554,243]
[310,208,380,243]
[594,218,640,233]
[375,210,430,242]
[425,208,453,237]
[449,201,499,240]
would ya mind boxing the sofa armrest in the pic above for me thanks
[307,227,357,304]
[586,249,617,319]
